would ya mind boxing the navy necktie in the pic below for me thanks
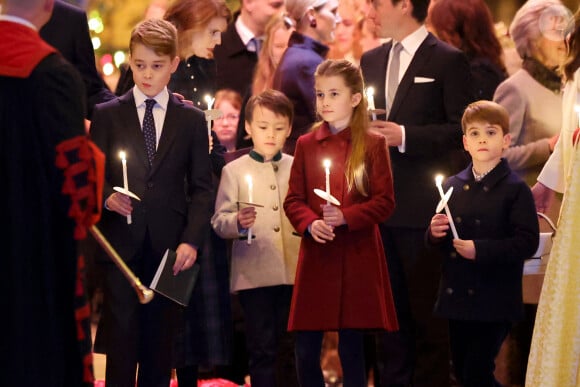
[143,99,156,165]
[247,37,262,53]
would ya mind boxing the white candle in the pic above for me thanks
[435,175,458,239]
[323,159,331,205]
[205,94,215,136]
[575,104,580,128]
[119,151,131,224]
[246,175,253,245]
[366,87,376,121]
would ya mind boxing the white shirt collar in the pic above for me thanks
[132,86,170,110]
[235,15,256,47]
[396,25,428,56]
[0,14,37,31]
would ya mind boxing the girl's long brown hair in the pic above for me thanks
[314,59,369,196]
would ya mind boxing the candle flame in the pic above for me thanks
[323,159,331,168]
[204,95,214,110]
[435,174,443,185]
[119,151,126,161]
[366,87,374,97]
[245,174,252,185]
[575,104,580,113]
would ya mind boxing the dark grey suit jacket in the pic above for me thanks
[361,33,474,228]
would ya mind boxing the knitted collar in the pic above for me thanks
[522,57,562,93]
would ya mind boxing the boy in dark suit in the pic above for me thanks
[89,18,214,387]
[360,0,474,385]
[427,100,539,387]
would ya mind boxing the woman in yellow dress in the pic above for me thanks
[527,8,580,386]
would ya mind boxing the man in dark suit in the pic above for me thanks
[213,0,284,149]
[360,0,474,386]
[40,0,115,119]
[90,19,214,387]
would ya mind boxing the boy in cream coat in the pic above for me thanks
[211,89,300,387]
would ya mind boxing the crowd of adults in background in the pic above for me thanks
[3,0,580,386]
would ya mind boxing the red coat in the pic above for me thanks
[284,123,399,331]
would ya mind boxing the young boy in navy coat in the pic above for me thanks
[427,100,539,387]
[89,19,213,387]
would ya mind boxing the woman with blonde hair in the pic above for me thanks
[252,13,295,95]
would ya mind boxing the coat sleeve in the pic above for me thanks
[211,164,245,239]
[494,79,551,171]
[474,182,540,264]
[183,109,215,248]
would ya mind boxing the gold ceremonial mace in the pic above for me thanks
[89,225,154,304]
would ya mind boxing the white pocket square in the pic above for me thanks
[414,76,435,83]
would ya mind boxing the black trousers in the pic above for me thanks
[449,319,511,387]
[238,285,298,387]
[375,226,450,387]
[97,235,179,387]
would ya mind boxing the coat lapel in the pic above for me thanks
[366,43,390,114]
[118,92,150,168]
[150,94,182,175]
[389,33,437,120]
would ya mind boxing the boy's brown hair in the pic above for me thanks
[245,88,294,124]
[129,18,178,58]
[461,100,510,135]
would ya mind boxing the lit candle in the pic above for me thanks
[246,175,253,245]
[204,94,215,137]
[119,151,131,224]
[435,175,458,239]
[366,87,376,121]
[323,159,331,205]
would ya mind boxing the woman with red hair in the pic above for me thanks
[428,0,507,100]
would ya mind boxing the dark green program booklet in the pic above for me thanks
[150,249,200,306]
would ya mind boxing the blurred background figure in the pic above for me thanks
[492,0,573,385]
[252,12,295,95]
[273,0,340,155]
[527,8,580,385]
[428,0,508,101]
[115,0,232,109]
[213,88,243,153]
[233,12,294,152]
[327,0,363,65]
[214,0,285,97]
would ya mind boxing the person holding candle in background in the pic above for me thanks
[284,59,398,387]
[212,89,301,387]
[427,100,539,387]
[360,0,474,384]
[527,9,580,386]
[89,19,214,387]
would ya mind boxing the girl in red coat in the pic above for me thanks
[283,59,399,387]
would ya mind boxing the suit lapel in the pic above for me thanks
[366,43,390,113]
[151,94,182,175]
[118,92,150,168]
[389,34,437,120]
